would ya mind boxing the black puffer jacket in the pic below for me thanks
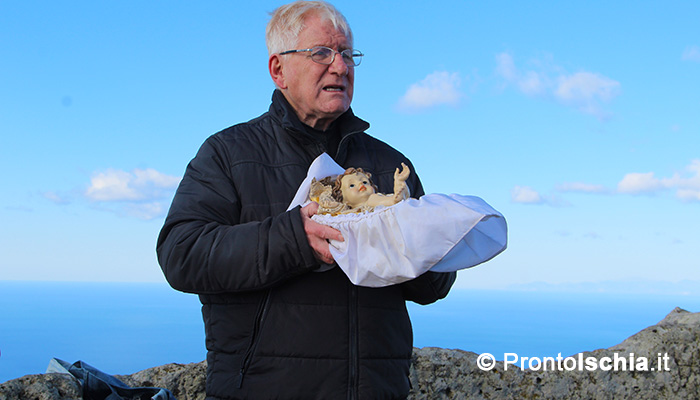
[157,91,456,400]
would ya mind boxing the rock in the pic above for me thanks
[0,373,81,400]
[1,307,698,399]
[116,361,206,400]
[407,307,700,399]
[0,362,207,400]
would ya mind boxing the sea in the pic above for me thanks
[1,281,699,384]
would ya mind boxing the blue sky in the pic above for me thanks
[2,1,699,292]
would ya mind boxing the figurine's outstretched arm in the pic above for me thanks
[393,163,410,202]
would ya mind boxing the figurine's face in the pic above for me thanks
[340,172,375,208]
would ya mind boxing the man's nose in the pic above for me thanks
[328,53,349,75]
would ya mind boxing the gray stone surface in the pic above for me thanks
[116,361,206,400]
[2,307,698,400]
[408,307,700,399]
[0,373,81,400]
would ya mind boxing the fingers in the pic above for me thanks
[308,235,335,264]
[394,163,410,181]
[307,223,343,264]
[301,202,343,241]
[300,203,344,264]
[300,201,319,218]
[308,220,343,242]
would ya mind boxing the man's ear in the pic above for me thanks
[269,54,287,89]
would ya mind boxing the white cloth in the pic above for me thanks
[288,153,507,287]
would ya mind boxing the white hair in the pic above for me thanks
[266,1,353,55]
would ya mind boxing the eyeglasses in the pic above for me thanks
[279,46,363,66]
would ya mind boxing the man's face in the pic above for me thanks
[340,172,374,208]
[276,14,354,130]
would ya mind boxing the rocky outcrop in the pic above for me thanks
[1,307,698,400]
[0,373,81,400]
[116,361,206,400]
[408,307,700,399]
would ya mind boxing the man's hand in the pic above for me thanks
[300,202,344,264]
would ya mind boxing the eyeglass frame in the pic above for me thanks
[278,46,364,67]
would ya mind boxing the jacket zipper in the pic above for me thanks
[347,284,359,400]
[237,289,272,388]
[334,130,360,161]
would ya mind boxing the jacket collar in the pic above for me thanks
[269,89,369,141]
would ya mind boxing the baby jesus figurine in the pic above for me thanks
[292,152,507,287]
[310,163,411,215]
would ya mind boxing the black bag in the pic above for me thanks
[47,358,176,400]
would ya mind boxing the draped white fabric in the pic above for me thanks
[288,154,507,287]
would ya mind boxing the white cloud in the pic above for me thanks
[43,191,71,205]
[677,189,700,202]
[85,168,180,202]
[495,53,517,82]
[83,168,181,220]
[555,72,620,103]
[511,185,569,207]
[556,182,609,194]
[123,202,168,220]
[398,71,462,111]
[667,159,700,201]
[616,172,663,194]
[512,161,700,207]
[682,45,700,62]
[495,52,620,119]
[616,160,700,201]
[518,70,545,96]
[511,185,544,204]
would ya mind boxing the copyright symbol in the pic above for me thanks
[477,353,496,371]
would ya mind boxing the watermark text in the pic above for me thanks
[476,352,671,372]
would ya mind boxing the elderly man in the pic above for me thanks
[157,1,456,399]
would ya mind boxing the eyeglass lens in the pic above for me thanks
[311,47,362,66]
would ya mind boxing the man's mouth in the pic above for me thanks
[323,85,345,92]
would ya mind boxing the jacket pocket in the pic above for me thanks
[236,289,272,388]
